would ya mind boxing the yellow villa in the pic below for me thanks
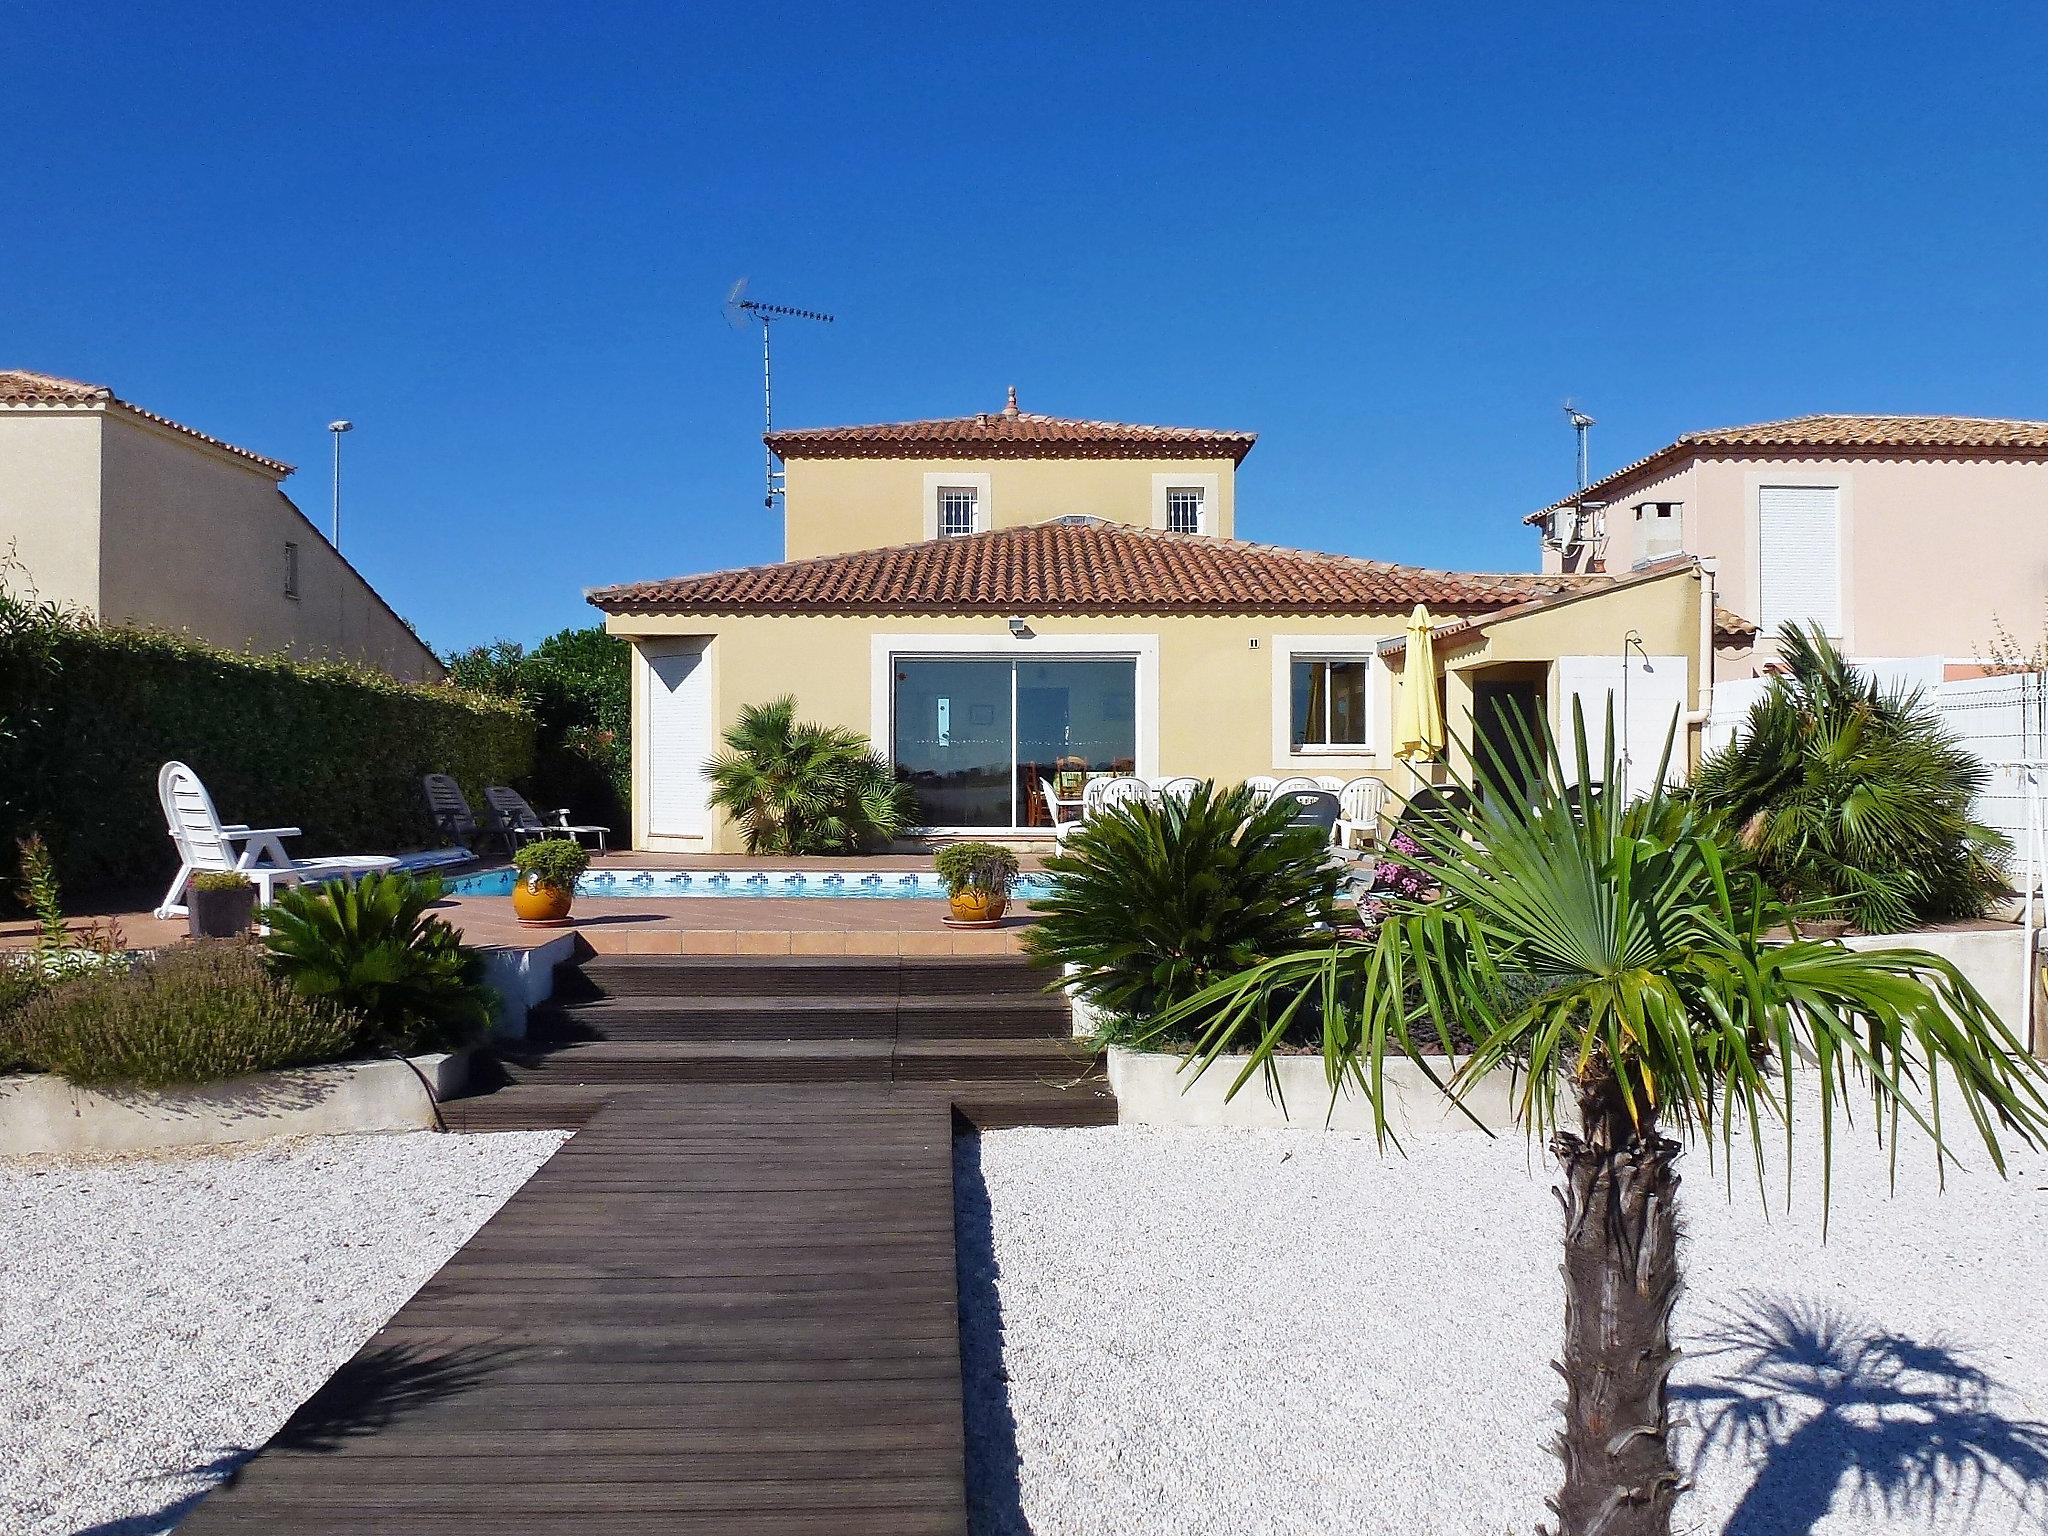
[591,392,1746,853]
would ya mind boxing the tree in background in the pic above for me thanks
[442,626,629,830]
[1691,623,2006,932]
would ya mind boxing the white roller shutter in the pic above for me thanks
[644,643,712,837]
[1758,485,1841,636]
[1555,655,1689,797]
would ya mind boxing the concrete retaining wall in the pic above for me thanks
[0,1051,468,1158]
[1107,1045,1517,1135]
[1842,926,2041,1053]
[481,932,578,1038]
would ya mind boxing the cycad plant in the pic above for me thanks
[703,696,914,854]
[1023,781,1339,1031]
[1152,717,2048,1536]
[264,872,495,1055]
[1692,622,2007,931]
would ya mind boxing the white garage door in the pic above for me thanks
[1555,655,1689,797]
[644,644,711,838]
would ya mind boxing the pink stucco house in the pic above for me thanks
[1528,415,2048,680]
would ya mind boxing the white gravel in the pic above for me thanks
[0,1129,567,1536]
[958,1103,2048,1536]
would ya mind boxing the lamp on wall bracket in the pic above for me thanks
[1007,618,1033,639]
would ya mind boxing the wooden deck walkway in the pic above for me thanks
[181,1084,978,1534]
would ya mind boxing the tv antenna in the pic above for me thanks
[726,278,835,507]
[1562,399,1596,493]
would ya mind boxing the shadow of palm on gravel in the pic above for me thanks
[1676,1293,2048,1534]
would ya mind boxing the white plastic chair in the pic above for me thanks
[155,761,398,918]
[1092,776,1157,816]
[1314,776,1346,793]
[1155,776,1201,805]
[1244,775,1279,806]
[1335,776,1388,851]
[1271,776,1322,798]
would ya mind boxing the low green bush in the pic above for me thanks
[17,942,359,1088]
[704,696,914,854]
[513,838,591,890]
[1023,781,1340,1034]
[0,959,44,1073]
[263,873,496,1055]
[933,842,1019,897]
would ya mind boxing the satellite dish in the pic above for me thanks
[723,277,751,331]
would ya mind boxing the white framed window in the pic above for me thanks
[938,487,978,538]
[284,541,300,599]
[1757,484,1841,636]
[1165,488,1204,535]
[1290,656,1372,749]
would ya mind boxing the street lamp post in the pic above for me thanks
[327,420,354,548]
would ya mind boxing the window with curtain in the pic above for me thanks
[1290,657,1371,748]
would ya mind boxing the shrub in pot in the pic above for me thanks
[933,842,1020,925]
[188,870,258,939]
[511,838,590,925]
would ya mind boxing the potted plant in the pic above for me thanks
[933,841,1020,927]
[188,870,258,940]
[511,838,590,926]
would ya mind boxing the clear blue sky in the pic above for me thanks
[7,4,2045,653]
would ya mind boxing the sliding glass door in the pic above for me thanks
[890,655,1138,829]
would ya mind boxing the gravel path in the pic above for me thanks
[1,1129,567,1536]
[958,1106,2048,1536]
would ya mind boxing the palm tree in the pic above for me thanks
[703,695,913,854]
[1692,622,2007,930]
[1153,717,2048,1536]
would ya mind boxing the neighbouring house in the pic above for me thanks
[592,392,1726,852]
[0,369,442,682]
[1528,414,2048,683]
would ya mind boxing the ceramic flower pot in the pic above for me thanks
[513,875,575,926]
[947,888,1008,925]
[188,883,258,940]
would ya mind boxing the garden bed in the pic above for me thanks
[0,1052,470,1157]
[956,1102,2048,1536]
[0,1129,566,1536]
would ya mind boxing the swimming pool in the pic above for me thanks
[445,868,1057,901]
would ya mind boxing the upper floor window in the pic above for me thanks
[284,541,300,599]
[1290,656,1371,749]
[939,487,978,538]
[1166,488,1204,535]
[1757,484,1841,636]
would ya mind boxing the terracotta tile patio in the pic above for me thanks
[0,852,1051,959]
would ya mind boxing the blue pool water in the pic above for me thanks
[447,868,1056,901]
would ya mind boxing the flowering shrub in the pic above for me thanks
[1360,829,1441,929]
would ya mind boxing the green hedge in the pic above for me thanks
[0,603,534,899]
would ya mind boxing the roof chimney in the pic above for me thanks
[1003,385,1019,418]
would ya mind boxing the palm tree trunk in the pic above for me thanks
[1545,1069,1686,1536]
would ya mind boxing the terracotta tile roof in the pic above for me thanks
[764,388,1256,463]
[1375,559,1753,657]
[589,518,1598,617]
[0,368,295,476]
[1526,414,2048,523]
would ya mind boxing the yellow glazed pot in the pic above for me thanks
[513,876,575,926]
[947,888,1009,925]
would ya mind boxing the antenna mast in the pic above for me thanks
[1563,400,1596,493]
[726,279,834,507]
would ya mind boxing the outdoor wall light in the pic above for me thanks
[1008,618,1033,638]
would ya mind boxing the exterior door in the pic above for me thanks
[645,643,711,838]
[1472,679,1544,801]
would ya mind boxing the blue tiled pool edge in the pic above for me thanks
[447,868,1056,902]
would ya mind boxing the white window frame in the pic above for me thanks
[1164,487,1204,535]
[1151,472,1220,535]
[922,470,993,539]
[1270,636,1379,762]
[937,487,978,538]
[870,631,1159,834]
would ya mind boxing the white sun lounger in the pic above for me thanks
[154,761,399,918]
